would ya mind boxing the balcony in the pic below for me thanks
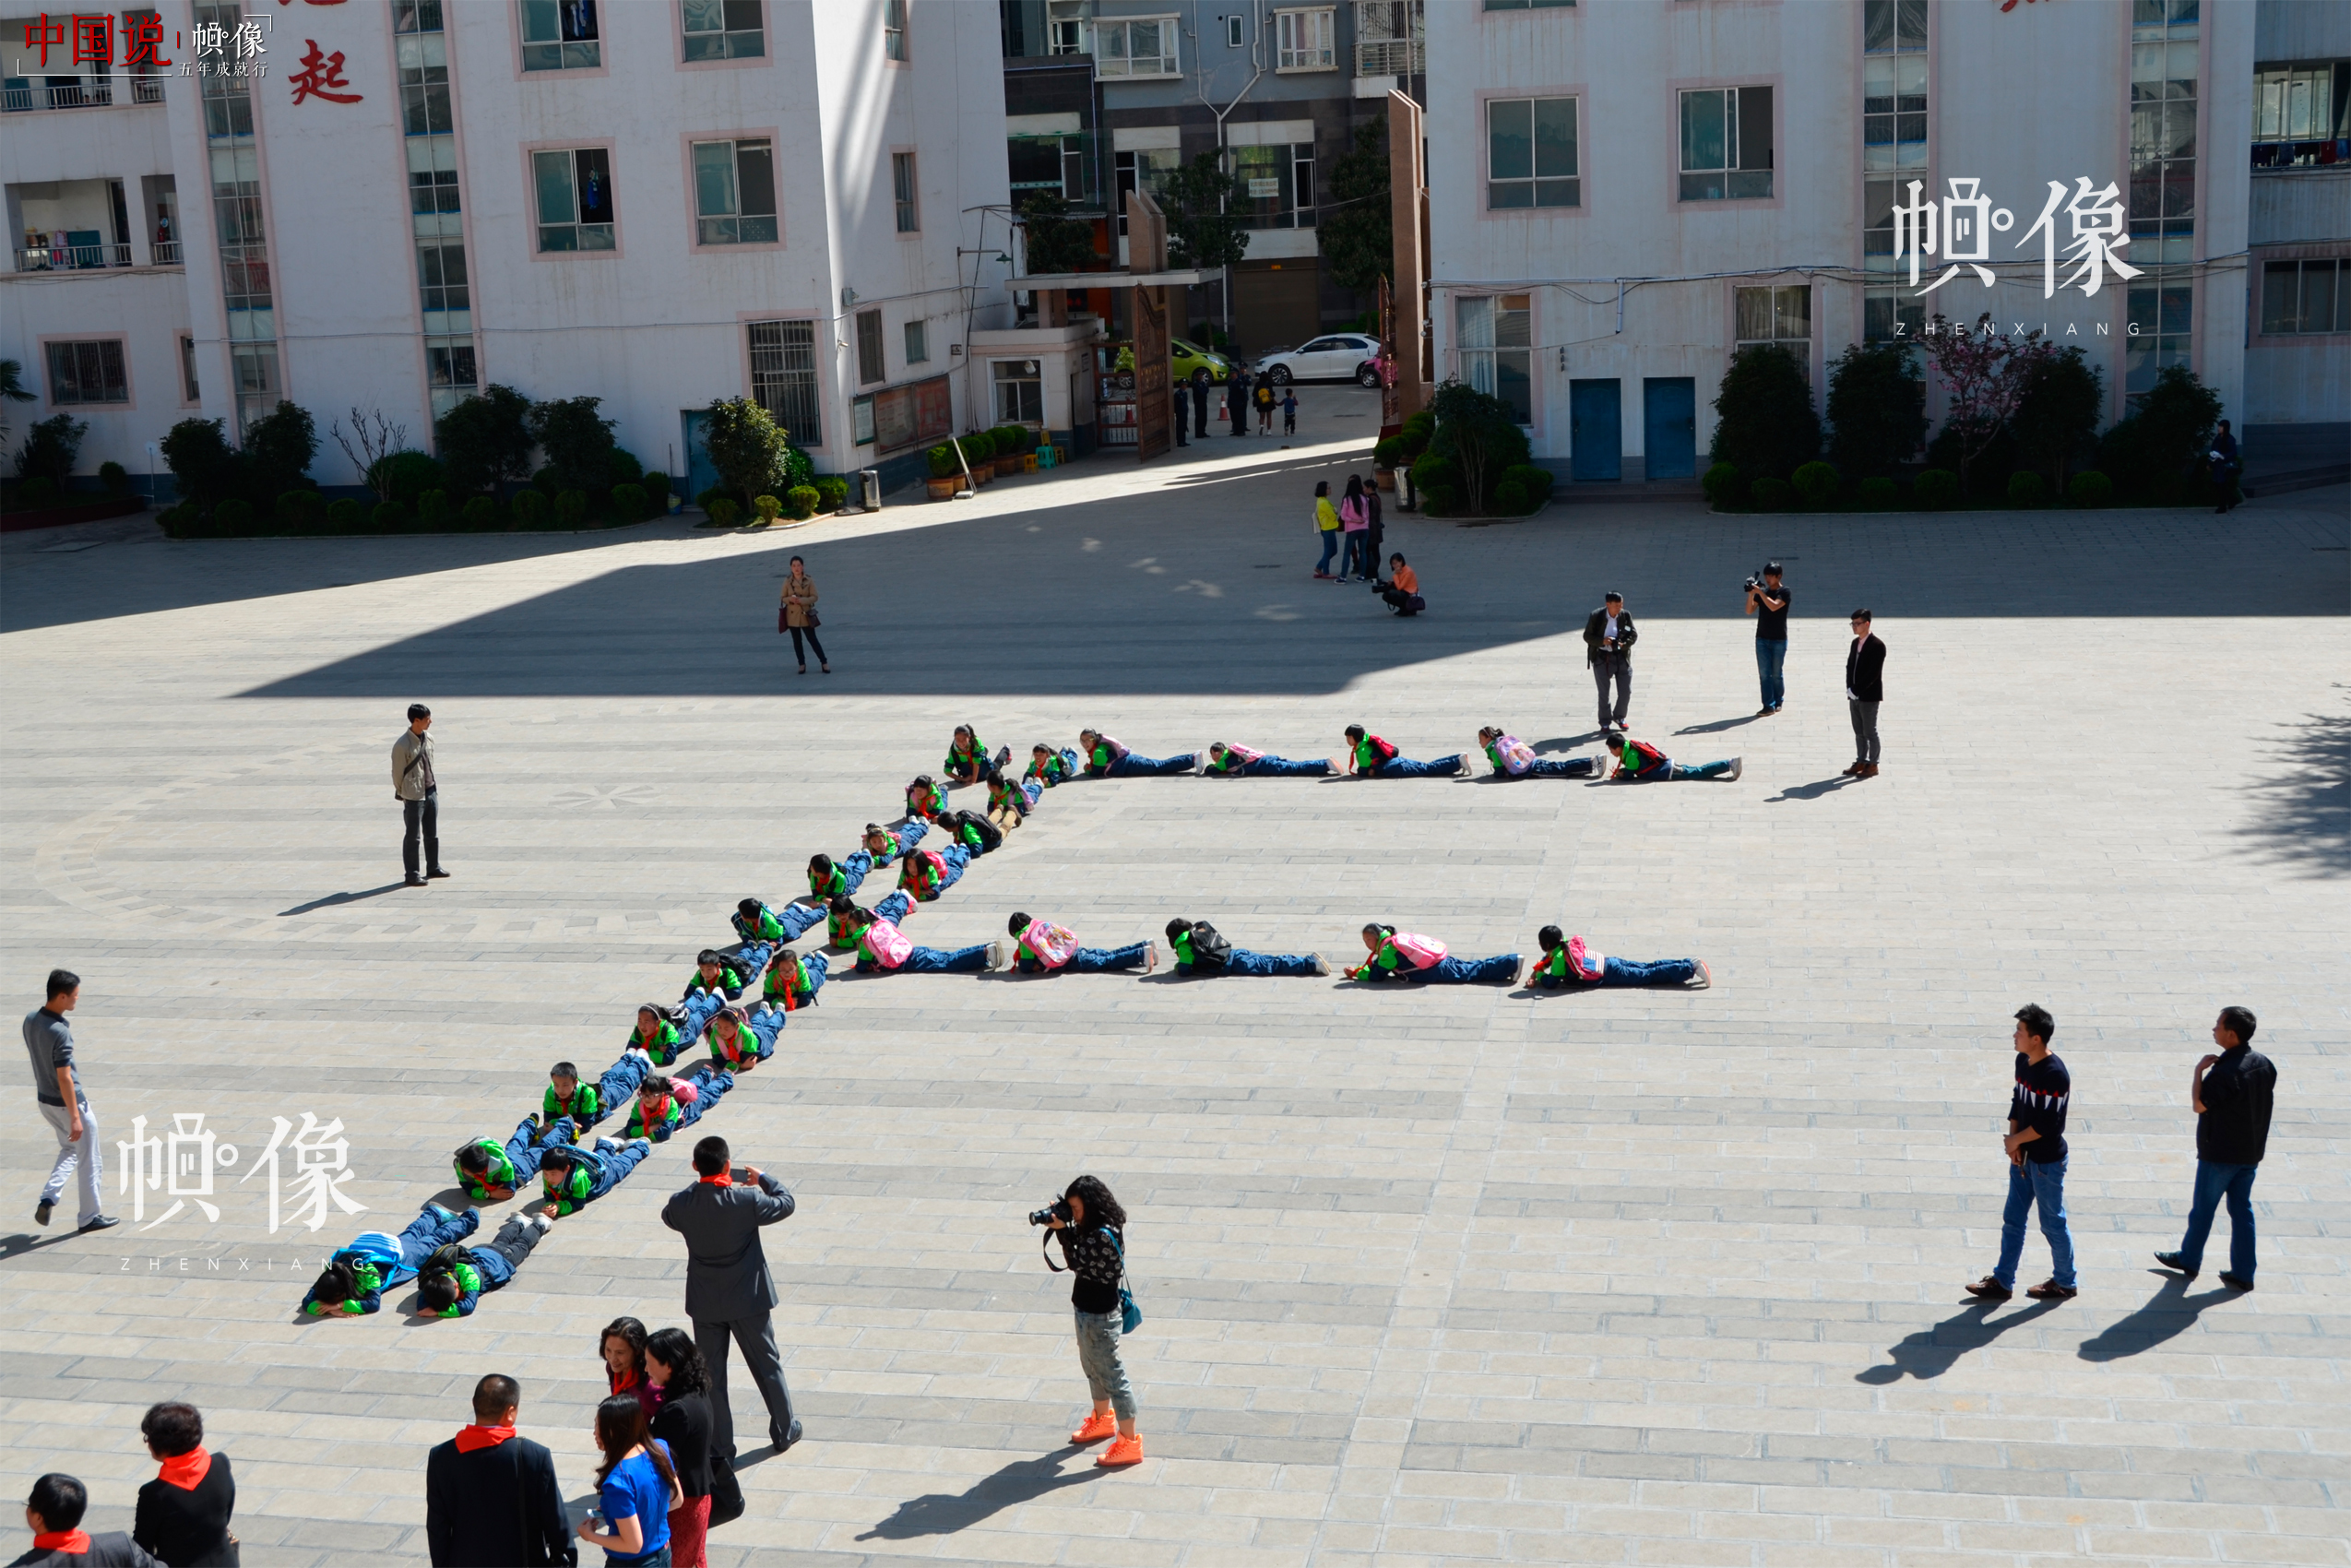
[16,240,132,272]
[133,76,164,104]
[152,238,181,264]
[2251,137,2348,170]
[1354,0,1424,78]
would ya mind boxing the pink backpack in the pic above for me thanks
[1023,920,1080,968]
[1223,742,1265,764]
[1391,931,1447,968]
[1566,934,1606,982]
[866,919,912,968]
[1497,735,1536,773]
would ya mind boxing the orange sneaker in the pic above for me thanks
[1095,1434,1144,1467]
[1069,1413,1117,1445]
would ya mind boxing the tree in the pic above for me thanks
[1319,112,1392,297]
[1016,191,1098,277]
[1710,344,1821,480]
[1824,341,1927,479]
[243,399,318,498]
[2097,362,2222,503]
[1158,153,1251,272]
[1424,379,1530,517]
[0,358,35,444]
[433,384,536,497]
[526,395,618,493]
[12,412,88,485]
[698,396,793,501]
[2011,347,2104,490]
[1922,312,2050,496]
[331,408,410,502]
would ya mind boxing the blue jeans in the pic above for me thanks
[909,843,972,901]
[1340,532,1371,577]
[505,1116,576,1182]
[392,1202,480,1282]
[1315,530,1339,573]
[1075,1309,1138,1420]
[593,1057,650,1123]
[1601,956,1696,986]
[605,1546,670,1568]
[1110,753,1193,777]
[678,990,726,1040]
[873,889,913,924]
[1383,954,1519,984]
[1241,756,1331,777]
[904,943,991,973]
[1516,757,1599,778]
[1368,754,1462,778]
[1019,942,1150,974]
[577,1135,655,1197]
[1755,638,1787,709]
[1994,1156,2077,1289]
[1668,759,1735,780]
[2175,1160,2258,1280]
[719,941,775,989]
[1225,949,1320,977]
[1034,751,1078,788]
[469,1213,546,1289]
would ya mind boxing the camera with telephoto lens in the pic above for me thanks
[1744,567,1771,592]
[1028,1197,1073,1227]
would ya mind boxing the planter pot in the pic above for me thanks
[1373,468,1395,493]
[970,463,993,486]
[995,456,1024,481]
[925,475,958,500]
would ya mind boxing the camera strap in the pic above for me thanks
[1041,1228,1065,1271]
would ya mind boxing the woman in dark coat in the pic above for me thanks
[645,1327,716,1568]
[133,1402,238,1566]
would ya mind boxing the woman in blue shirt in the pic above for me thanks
[578,1394,682,1567]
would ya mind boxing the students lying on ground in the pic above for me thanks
[454,1116,577,1203]
[940,807,1004,856]
[1478,727,1603,779]
[986,766,1042,830]
[897,841,974,903]
[1027,744,1081,789]
[618,1065,733,1145]
[1163,918,1329,977]
[682,947,759,1004]
[415,1211,555,1318]
[540,1060,621,1136]
[861,820,927,869]
[1346,924,1521,985]
[625,1004,689,1068]
[1001,913,1158,976]
[302,1200,477,1315]
[905,775,950,821]
[1203,742,1335,778]
[1077,729,1199,778]
[537,1135,656,1218]
[1373,554,1425,617]
[736,895,823,945]
[944,724,1011,787]
[1606,736,1741,782]
[846,906,1001,974]
[1342,725,1465,778]
[760,946,826,1012]
[1529,925,1711,990]
[826,889,915,949]
[805,852,867,903]
[705,1005,783,1073]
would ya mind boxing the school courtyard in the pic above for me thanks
[1,391,2345,1568]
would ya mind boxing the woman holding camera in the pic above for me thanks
[1046,1175,1143,1467]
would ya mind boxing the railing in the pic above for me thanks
[133,76,165,104]
[151,239,182,264]
[15,242,133,272]
[2,79,118,111]
[2251,137,2348,170]
[1354,0,1424,78]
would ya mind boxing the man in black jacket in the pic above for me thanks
[1583,592,1634,735]
[2156,1005,2276,1290]
[10,1473,163,1567]
[661,1135,801,1460]
[423,1375,574,1567]
[1844,610,1887,778]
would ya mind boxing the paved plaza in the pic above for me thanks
[1,392,2345,1568]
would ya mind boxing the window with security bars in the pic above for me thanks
[2259,257,2344,335]
[45,339,127,404]
[994,359,1043,424]
[1680,86,1773,200]
[520,0,600,71]
[179,335,199,401]
[893,151,919,232]
[1456,295,1530,424]
[2130,0,2196,265]
[683,0,763,60]
[856,309,885,386]
[748,319,820,442]
[2253,64,2347,166]
[1734,285,1810,379]
[534,148,614,252]
[1276,8,1335,70]
[417,242,468,314]
[427,336,477,419]
[1487,96,1578,209]
[397,30,451,136]
[693,138,777,244]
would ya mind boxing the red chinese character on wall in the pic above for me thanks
[21,14,65,66]
[69,11,113,64]
[124,15,170,66]
[289,38,361,103]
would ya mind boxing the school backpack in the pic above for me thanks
[1365,733,1399,765]
[1565,934,1607,982]
[1391,931,1447,968]
[1187,921,1234,971]
[1497,735,1537,773]
[947,808,1003,853]
[1023,920,1081,968]
[864,918,913,968]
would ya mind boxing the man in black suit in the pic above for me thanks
[1844,609,1886,778]
[1583,592,1635,735]
[661,1135,801,1460]
[1191,376,1209,439]
[423,1375,574,1568]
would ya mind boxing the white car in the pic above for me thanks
[1253,333,1383,387]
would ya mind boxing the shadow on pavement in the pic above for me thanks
[2234,688,2350,877]
[1853,1299,2061,1383]
[279,883,410,916]
[1767,775,1862,802]
[854,1453,1102,1539]
[2076,1274,2241,1361]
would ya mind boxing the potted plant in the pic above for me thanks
[994,426,1029,479]
[1375,410,1434,494]
[925,444,961,500]
[961,432,995,485]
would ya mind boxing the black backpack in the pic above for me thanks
[949,809,1003,854]
[1189,921,1234,971]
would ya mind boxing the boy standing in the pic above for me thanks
[2155,1005,2275,1290]
[1966,1004,2079,1301]
[1281,389,1298,434]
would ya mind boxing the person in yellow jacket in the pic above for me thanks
[1312,481,1342,578]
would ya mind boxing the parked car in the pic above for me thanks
[1253,334,1383,386]
[1171,337,1233,386]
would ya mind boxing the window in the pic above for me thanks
[1225,14,1244,47]
[393,0,444,31]
[1116,147,1180,234]
[994,359,1043,424]
[1276,8,1335,70]
[2130,0,2196,265]
[892,151,919,232]
[883,0,907,61]
[1863,57,1926,172]
[1487,96,1578,208]
[45,339,127,404]
[1734,285,1810,376]
[1483,0,1573,8]
[692,138,776,245]
[1010,133,1092,201]
[2253,64,2347,165]
[520,0,599,71]
[397,31,451,136]
[2260,257,2343,335]
[2125,267,2191,393]
[417,241,469,314]
[410,160,462,228]
[904,319,929,363]
[856,308,885,385]
[1456,294,1530,423]
[747,319,819,442]
[1862,288,1924,347]
[1099,17,1177,77]
[1863,0,1926,53]
[427,336,478,417]
[533,147,614,252]
[1680,86,1773,200]
[683,0,763,60]
[1232,142,1315,229]
[1050,0,1086,53]
[179,334,199,401]
[1865,178,1897,271]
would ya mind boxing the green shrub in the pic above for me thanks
[698,395,795,499]
[1495,463,1553,512]
[274,490,326,533]
[13,412,87,486]
[326,497,367,532]
[1711,343,1820,481]
[2006,470,2048,507]
[1857,476,1898,509]
[433,384,535,498]
[1494,480,1527,513]
[962,432,996,462]
[610,482,647,521]
[1791,461,1842,508]
[417,489,452,529]
[154,503,184,534]
[641,470,672,509]
[785,484,819,521]
[98,460,131,496]
[1407,451,1461,516]
[531,465,563,495]
[2097,363,2223,503]
[1913,468,1959,509]
[17,476,58,507]
[752,493,783,525]
[553,490,587,528]
[372,501,405,531]
[242,400,317,500]
[2067,470,2113,508]
[366,450,445,507]
[814,476,849,512]
[1702,462,1741,508]
[926,445,961,480]
[1824,340,1927,478]
[160,418,241,514]
[527,396,619,493]
[461,494,497,529]
[1750,477,1794,510]
[509,488,548,529]
[1424,379,1530,515]
[213,498,256,534]
[695,485,737,514]
[1372,435,1411,469]
[706,497,740,528]
[607,446,644,486]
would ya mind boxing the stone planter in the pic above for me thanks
[925,476,959,500]
[1373,468,1395,493]
[995,455,1025,481]
[970,462,993,486]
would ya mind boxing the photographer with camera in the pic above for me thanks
[660,1136,801,1468]
[1033,1175,1144,1468]
[1744,563,1791,716]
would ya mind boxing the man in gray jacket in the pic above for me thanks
[393,703,446,888]
[660,1135,801,1459]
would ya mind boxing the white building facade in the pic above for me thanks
[3,0,1013,498]
[1425,0,2281,485]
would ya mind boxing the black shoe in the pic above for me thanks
[426,868,450,879]
[1963,1276,2013,1301]
[33,1200,53,1227]
[774,1419,803,1452]
[2218,1273,2253,1291]
[77,1215,121,1232]
[2024,1279,2078,1300]
[405,874,428,886]
[2153,1251,2196,1279]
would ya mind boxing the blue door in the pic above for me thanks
[1569,379,1621,482]
[681,410,718,504]
[1644,377,1697,480]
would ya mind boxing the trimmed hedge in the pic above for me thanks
[814,476,849,512]
[785,485,820,521]
[1702,462,1741,508]
[1791,461,1842,508]
[1857,477,1897,510]
[2067,470,2113,508]
[2006,470,2048,507]
[1750,477,1793,510]
[1913,469,1959,509]
[752,493,782,525]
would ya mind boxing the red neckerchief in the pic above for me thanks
[157,1445,212,1490]
[611,1367,640,1396]
[454,1424,515,1454]
[699,1165,733,1187]
[32,1532,91,1553]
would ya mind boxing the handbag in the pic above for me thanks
[806,609,819,628]
[778,606,788,634]
[1107,1228,1143,1335]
